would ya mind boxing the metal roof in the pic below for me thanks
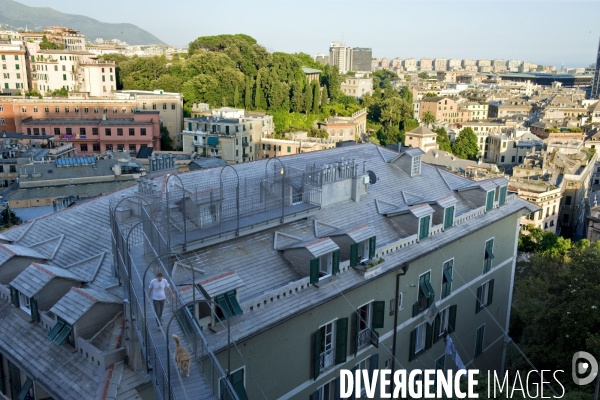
[55,157,96,167]
[10,263,83,298]
[0,243,46,265]
[198,271,244,299]
[49,287,121,325]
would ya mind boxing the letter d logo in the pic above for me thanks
[572,351,598,386]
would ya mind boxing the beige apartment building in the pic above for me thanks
[405,125,438,152]
[260,133,335,158]
[510,180,562,233]
[434,58,447,72]
[419,97,469,124]
[464,102,489,120]
[419,57,433,71]
[181,106,274,163]
[317,108,367,142]
[0,39,29,93]
[340,74,373,99]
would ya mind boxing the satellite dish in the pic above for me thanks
[367,170,377,185]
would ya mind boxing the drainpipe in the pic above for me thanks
[391,266,407,378]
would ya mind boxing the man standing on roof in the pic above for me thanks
[148,272,174,326]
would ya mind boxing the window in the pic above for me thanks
[41,128,45,135]
[152,104,157,110]
[350,236,376,267]
[565,196,572,206]
[214,290,243,320]
[110,75,113,82]
[92,128,99,136]
[129,128,135,136]
[287,146,291,153]
[483,239,494,273]
[106,144,113,151]
[74,106,79,113]
[122,107,127,114]
[112,107,117,114]
[84,107,89,114]
[105,128,112,136]
[312,378,336,400]
[434,305,456,342]
[390,292,403,316]
[0,118,4,125]
[411,155,421,176]
[163,103,167,110]
[80,143,88,152]
[444,206,454,229]
[129,144,136,152]
[0,104,3,112]
[63,74,67,81]
[16,73,20,79]
[9,165,15,173]
[419,215,430,240]
[54,128,60,136]
[94,107,99,114]
[475,325,485,357]
[172,103,176,110]
[80,127,86,136]
[414,271,434,316]
[317,321,335,372]
[26,128,31,135]
[410,321,432,360]
[476,280,494,313]
[93,144,100,152]
[228,367,249,400]
[141,128,146,136]
[103,108,108,114]
[20,106,26,113]
[65,127,72,135]
[117,128,123,136]
[441,259,453,299]
[102,75,105,82]
[356,301,384,350]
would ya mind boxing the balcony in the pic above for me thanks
[242,138,249,147]
[319,348,334,371]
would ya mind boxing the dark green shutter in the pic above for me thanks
[354,312,360,356]
[487,280,495,306]
[313,328,321,380]
[335,318,348,364]
[9,286,19,307]
[476,286,482,313]
[332,250,340,275]
[369,354,379,375]
[425,323,433,350]
[309,258,320,284]
[369,236,376,259]
[412,302,419,317]
[371,301,385,329]
[229,369,248,400]
[433,314,441,343]
[370,330,379,348]
[448,305,457,333]
[350,243,359,267]
[444,206,454,229]
[486,190,494,211]
[53,324,72,345]
[226,291,243,316]
[499,186,507,205]
[47,320,65,340]
[30,298,39,322]
[335,375,341,400]
[409,329,417,361]
[309,390,319,400]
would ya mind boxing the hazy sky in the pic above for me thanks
[17,0,600,68]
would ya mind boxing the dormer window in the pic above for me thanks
[411,155,422,176]
[443,206,455,229]
[418,215,431,240]
[310,250,340,283]
[215,290,243,320]
[350,236,376,266]
[498,186,507,206]
[9,286,39,321]
[47,318,74,346]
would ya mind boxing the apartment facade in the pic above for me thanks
[20,110,160,154]
[419,97,469,124]
[591,36,599,98]
[181,107,274,163]
[317,109,367,142]
[510,180,562,233]
[405,125,438,152]
[419,58,433,71]
[340,75,373,99]
[0,40,29,93]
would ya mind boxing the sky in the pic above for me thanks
[17,0,600,68]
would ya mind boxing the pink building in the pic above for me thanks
[21,111,161,154]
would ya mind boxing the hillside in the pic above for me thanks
[0,0,165,45]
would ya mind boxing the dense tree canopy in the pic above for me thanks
[451,127,479,160]
[434,127,452,152]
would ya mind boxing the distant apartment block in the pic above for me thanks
[434,58,447,72]
[403,58,418,72]
[510,180,562,234]
[328,43,372,73]
[181,107,274,163]
[448,59,462,70]
[315,53,329,66]
[0,40,28,93]
[350,48,372,72]
[340,74,373,98]
[462,59,477,69]
[419,57,432,71]
[419,97,469,124]
[488,99,532,119]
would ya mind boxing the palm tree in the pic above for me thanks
[422,111,436,126]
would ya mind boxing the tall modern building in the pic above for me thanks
[329,42,349,73]
[350,47,372,72]
[592,37,600,98]
[329,42,372,73]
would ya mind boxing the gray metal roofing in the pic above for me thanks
[10,262,83,298]
[0,243,46,265]
[49,287,121,325]
[198,271,245,298]
[332,224,375,243]
[9,180,136,202]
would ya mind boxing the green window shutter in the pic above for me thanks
[9,286,19,307]
[444,206,454,229]
[354,312,360,356]
[412,302,419,317]
[369,236,376,259]
[335,318,348,364]
[335,376,341,400]
[433,314,441,343]
[369,354,379,377]
[226,291,243,316]
[370,330,379,348]
[487,280,495,306]
[499,186,507,205]
[47,320,65,340]
[476,286,482,313]
[313,328,321,380]
[216,294,233,319]
[409,329,417,361]
[230,369,248,400]
[332,250,340,275]
[486,190,494,211]
[350,243,359,267]
[419,216,430,240]
[448,305,457,333]
[309,258,320,284]
[310,390,319,400]
[425,322,433,350]
[475,326,485,357]
[53,324,72,345]
[371,301,385,329]
[30,298,39,322]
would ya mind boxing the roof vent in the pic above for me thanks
[367,170,377,185]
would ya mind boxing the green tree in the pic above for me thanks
[39,35,64,50]
[47,87,68,97]
[418,72,431,80]
[303,82,313,113]
[399,86,413,104]
[254,69,267,110]
[290,81,304,113]
[0,206,21,229]
[322,64,342,101]
[312,81,320,113]
[425,92,438,97]
[372,69,400,89]
[451,127,479,159]
[244,77,253,109]
[160,125,174,151]
[320,84,329,108]
[233,85,240,107]
[422,110,436,125]
[434,127,452,152]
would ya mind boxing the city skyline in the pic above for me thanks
[15,0,600,69]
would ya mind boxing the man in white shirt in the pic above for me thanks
[148,272,173,326]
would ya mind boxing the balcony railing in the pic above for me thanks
[319,348,334,371]
[357,328,371,349]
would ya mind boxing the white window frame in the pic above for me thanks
[389,292,403,315]
[355,357,370,397]
[483,237,494,274]
[319,319,336,371]
[479,280,491,309]
[319,252,333,278]
[415,322,427,353]
[475,324,486,357]
[316,378,336,400]
[357,301,374,349]
[438,306,450,337]
[357,239,370,261]
[417,270,433,303]
[441,258,453,298]
[19,292,31,314]
[411,155,421,176]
